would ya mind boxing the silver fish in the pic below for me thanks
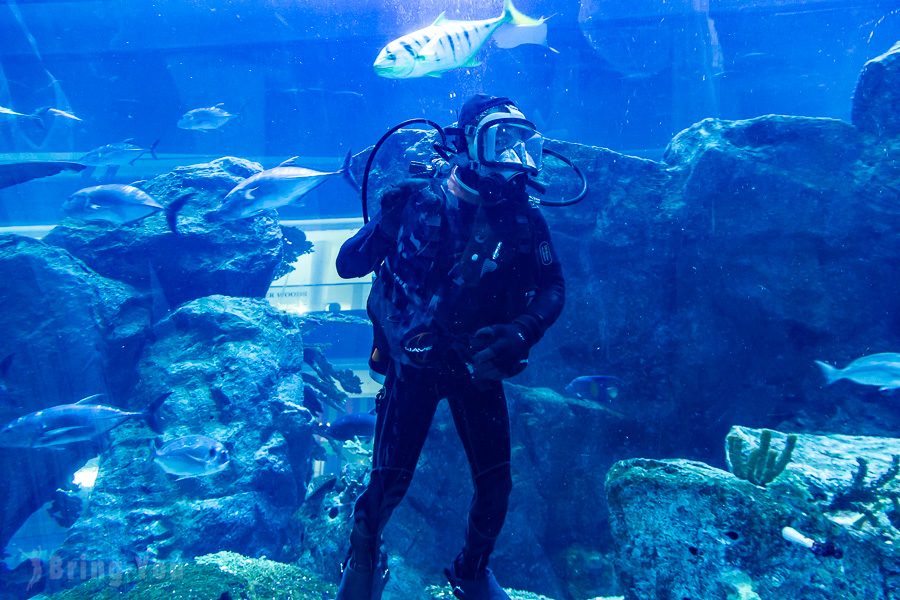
[78,139,159,179]
[64,183,163,224]
[177,103,236,131]
[215,151,356,220]
[78,139,158,166]
[37,107,83,122]
[0,392,169,448]
[815,353,900,390]
[373,0,548,79]
[153,435,230,478]
[0,105,40,122]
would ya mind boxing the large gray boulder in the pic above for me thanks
[0,234,151,555]
[852,41,900,138]
[43,157,286,307]
[606,427,900,599]
[520,110,900,454]
[50,296,326,586]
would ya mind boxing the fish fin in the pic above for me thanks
[81,166,96,180]
[147,260,172,323]
[278,156,302,168]
[215,102,225,107]
[879,385,900,392]
[245,186,259,200]
[461,57,482,68]
[38,426,94,445]
[814,360,840,385]
[74,393,106,405]
[431,10,447,25]
[165,192,195,234]
[502,0,545,26]
[493,20,549,49]
[182,453,212,465]
[123,138,136,144]
[104,165,120,179]
[149,139,160,160]
[143,391,172,434]
[340,150,361,191]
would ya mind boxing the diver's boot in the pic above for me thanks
[371,548,390,600]
[336,548,389,600]
[336,551,372,600]
[444,554,510,600]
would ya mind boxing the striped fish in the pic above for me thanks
[373,0,549,79]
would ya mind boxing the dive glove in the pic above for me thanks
[469,322,532,381]
[378,179,428,240]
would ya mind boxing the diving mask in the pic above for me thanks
[469,106,543,176]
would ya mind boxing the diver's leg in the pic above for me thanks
[339,365,440,599]
[446,378,513,578]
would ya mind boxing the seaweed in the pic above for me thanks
[727,429,797,487]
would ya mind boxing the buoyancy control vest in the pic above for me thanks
[368,181,539,372]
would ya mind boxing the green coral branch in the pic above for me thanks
[727,429,797,487]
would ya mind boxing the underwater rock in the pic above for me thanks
[606,427,900,600]
[518,105,900,459]
[0,234,151,555]
[49,296,322,586]
[852,41,900,138]
[37,551,335,599]
[44,156,286,307]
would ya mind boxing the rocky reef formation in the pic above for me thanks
[47,296,337,585]
[0,157,350,596]
[0,235,151,555]
[852,40,900,138]
[606,427,900,600]
[36,551,335,600]
[43,157,287,307]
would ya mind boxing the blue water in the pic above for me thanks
[1,1,899,598]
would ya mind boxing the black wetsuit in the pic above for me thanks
[335,183,564,576]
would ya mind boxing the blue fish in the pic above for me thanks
[0,392,169,448]
[564,376,623,402]
[317,412,376,441]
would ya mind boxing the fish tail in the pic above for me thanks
[143,391,172,434]
[814,360,841,385]
[341,150,361,193]
[496,0,550,49]
[502,0,544,26]
[165,192,195,234]
[149,438,162,461]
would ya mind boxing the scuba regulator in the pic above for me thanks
[359,116,588,223]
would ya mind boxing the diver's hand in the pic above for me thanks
[379,179,427,239]
[469,323,531,381]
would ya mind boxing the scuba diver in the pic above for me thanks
[334,94,579,600]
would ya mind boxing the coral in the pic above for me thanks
[41,551,335,599]
[828,455,900,529]
[726,429,797,487]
